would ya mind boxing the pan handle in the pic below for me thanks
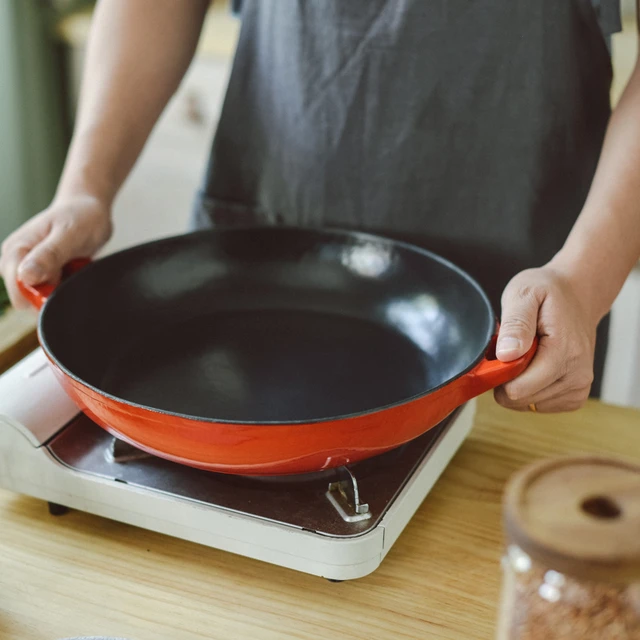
[17,258,92,310]
[463,333,538,396]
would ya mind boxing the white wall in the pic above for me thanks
[601,8,640,408]
[602,267,640,408]
[621,0,635,17]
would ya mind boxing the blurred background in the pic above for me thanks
[1,0,640,407]
[0,0,239,255]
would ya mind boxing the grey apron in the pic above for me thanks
[192,0,621,396]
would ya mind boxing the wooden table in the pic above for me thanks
[0,308,37,374]
[0,388,638,640]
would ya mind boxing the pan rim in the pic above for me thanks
[38,225,496,426]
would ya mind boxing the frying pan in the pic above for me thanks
[19,227,535,475]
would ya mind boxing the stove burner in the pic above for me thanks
[105,437,153,464]
[327,467,371,522]
[230,441,413,484]
[103,432,412,483]
[46,409,460,537]
[100,435,373,521]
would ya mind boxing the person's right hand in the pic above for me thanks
[0,195,112,309]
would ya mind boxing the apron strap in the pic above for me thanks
[591,0,622,36]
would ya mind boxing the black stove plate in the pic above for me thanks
[46,410,458,537]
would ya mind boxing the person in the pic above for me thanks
[2,0,640,414]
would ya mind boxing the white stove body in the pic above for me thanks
[0,349,475,581]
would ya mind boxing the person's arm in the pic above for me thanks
[0,0,209,308]
[549,47,640,323]
[58,0,210,204]
[494,11,640,412]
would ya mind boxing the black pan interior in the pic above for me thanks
[40,228,494,423]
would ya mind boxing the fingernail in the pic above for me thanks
[18,260,44,283]
[497,337,522,355]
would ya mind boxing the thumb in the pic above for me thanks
[17,229,76,286]
[496,286,539,362]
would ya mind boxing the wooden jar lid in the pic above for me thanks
[504,455,640,584]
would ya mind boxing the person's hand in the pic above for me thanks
[0,195,112,309]
[494,266,597,413]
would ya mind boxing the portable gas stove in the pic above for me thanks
[0,349,475,581]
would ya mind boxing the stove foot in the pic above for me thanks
[48,502,69,516]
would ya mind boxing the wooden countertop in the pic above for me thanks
[0,308,37,374]
[0,393,638,640]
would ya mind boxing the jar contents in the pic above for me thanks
[497,456,640,640]
[499,544,640,640]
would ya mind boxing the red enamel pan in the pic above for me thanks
[18,228,535,475]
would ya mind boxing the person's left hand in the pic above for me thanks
[494,266,598,413]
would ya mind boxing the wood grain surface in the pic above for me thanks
[0,308,37,375]
[0,394,638,640]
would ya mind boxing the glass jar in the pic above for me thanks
[497,456,640,640]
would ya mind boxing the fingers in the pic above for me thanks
[1,197,111,310]
[494,266,597,415]
[0,243,32,310]
[18,226,79,287]
[496,281,540,362]
[495,379,590,413]
[495,334,593,413]
[533,391,590,413]
[499,338,567,401]
[0,222,50,309]
[495,328,594,413]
